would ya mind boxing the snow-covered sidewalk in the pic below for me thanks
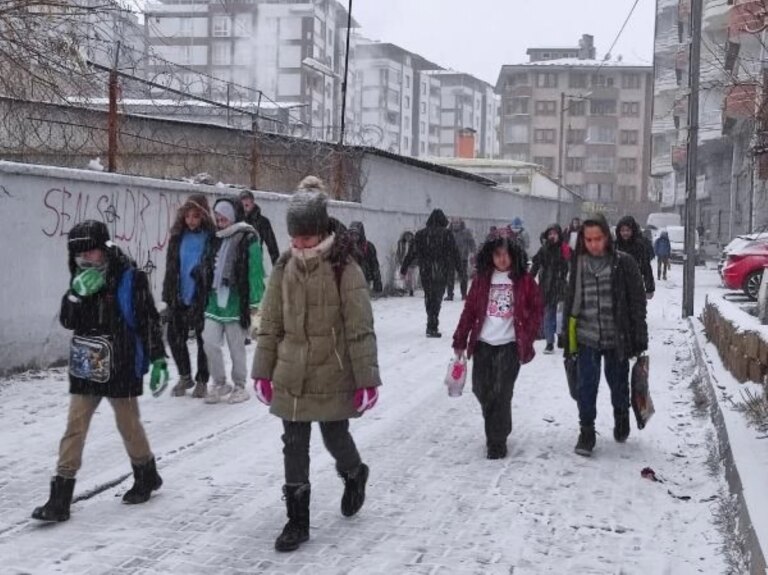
[0,267,733,574]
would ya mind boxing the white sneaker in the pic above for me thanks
[227,387,250,404]
[204,383,233,404]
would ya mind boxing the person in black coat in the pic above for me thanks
[530,223,570,353]
[163,194,215,398]
[239,190,280,265]
[32,220,167,524]
[349,221,383,293]
[615,215,655,299]
[563,213,648,457]
[400,209,465,337]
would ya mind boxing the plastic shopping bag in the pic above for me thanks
[445,356,467,397]
[631,355,655,429]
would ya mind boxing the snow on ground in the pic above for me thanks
[0,264,736,574]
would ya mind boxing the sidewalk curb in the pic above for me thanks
[688,318,767,575]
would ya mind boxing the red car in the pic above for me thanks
[722,240,768,300]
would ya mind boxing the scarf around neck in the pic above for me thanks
[213,222,254,306]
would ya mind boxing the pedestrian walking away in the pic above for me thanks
[615,215,655,300]
[654,231,671,280]
[203,197,264,404]
[251,176,382,553]
[349,221,383,294]
[563,213,648,457]
[452,229,542,459]
[395,230,418,296]
[32,220,168,523]
[162,194,215,398]
[446,218,476,301]
[239,190,280,265]
[400,208,466,337]
[531,223,570,354]
[510,217,530,252]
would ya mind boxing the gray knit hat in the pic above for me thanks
[287,177,329,237]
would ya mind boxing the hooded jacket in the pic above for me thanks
[654,231,672,258]
[450,219,477,261]
[62,244,166,398]
[244,203,280,265]
[615,215,655,295]
[530,223,570,305]
[563,214,648,360]
[349,221,383,292]
[252,233,381,422]
[400,209,464,283]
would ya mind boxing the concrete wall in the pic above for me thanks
[0,159,561,374]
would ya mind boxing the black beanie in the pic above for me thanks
[287,177,329,237]
[68,220,110,254]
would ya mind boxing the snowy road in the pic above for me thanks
[0,266,733,574]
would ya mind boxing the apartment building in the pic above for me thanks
[652,0,766,243]
[144,0,357,141]
[496,34,653,217]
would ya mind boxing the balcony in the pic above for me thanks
[671,145,687,170]
[704,0,732,31]
[504,85,533,98]
[723,82,758,134]
[729,0,767,37]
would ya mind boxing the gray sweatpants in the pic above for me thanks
[203,319,248,388]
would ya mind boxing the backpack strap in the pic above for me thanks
[117,268,150,378]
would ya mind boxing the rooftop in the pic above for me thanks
[503,57,651,69]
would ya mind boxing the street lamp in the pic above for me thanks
[557,91,592,224]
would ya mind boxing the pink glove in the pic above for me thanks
[354,387,379,413]
[253,378,273,406]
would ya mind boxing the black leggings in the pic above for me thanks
[167,306,208,383]
[472,341,521,445]
[282,420,362,485]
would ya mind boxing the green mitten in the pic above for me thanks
[71,268,106,297]
[149,359,169,398]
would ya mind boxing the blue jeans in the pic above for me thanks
[543,304,559,345]
[577,346,630,427]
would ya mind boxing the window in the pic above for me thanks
[587,126,616,144]
[506,72,529,87]
[620,130,639,145]
[212,42,230,66]
[406,76,411,89]
[619,158,638,174]
[590,99,617,115]
[504,123,529,144]
[536,72,559,88]
[404,137,410,149]
[379,68,389,85]
[405,95,411,108]
[622,73,642,89]
[386,111,399,125]
[420,121,426,134]
[506,98,529,115]
[568,100,586,116]
[569,73,588,89]
[621,101,641,117]
[586,156,615,173]
[535,100,557,116]
[566,157,584,172]
[567,129,586,144]
[421,82,427,95]
[387,88,400,106]
[591,74,615,87]
[421,142,426,154]
[212,15,230,37]
[534,129,556,143]
[586,183,614,200]
[619,185,638,200]
[420,102,427,114]
[534,156,555,172]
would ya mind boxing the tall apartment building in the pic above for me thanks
[356,40,498,158]
[496,34,654,217]
[144,0,357,141]
[652,0,766,243]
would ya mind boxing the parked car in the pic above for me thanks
[718,232,768,276]
[646,212,681,232]
[721,240,768,300]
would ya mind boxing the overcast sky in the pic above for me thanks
[352,0,656,85]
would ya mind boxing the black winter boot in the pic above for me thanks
[613,409,630,443]
[340,463,369,517]
[122,458,163,504]
[486,443,508,460]
[31,476,76,522]
[574,426,596,457]
[275,483,311,552]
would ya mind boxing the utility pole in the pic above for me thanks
[683,0,703,318]
[339,0,353,146]
[557,92,566,225]
[107,41,121,173]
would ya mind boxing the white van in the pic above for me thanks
[646,212,681,231]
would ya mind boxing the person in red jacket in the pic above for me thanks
[452,229,543,459]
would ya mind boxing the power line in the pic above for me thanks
[595,0,642,75]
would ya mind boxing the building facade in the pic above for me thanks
[144,0,357,141]
[496,34,654,219]
[652,0,767,244]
